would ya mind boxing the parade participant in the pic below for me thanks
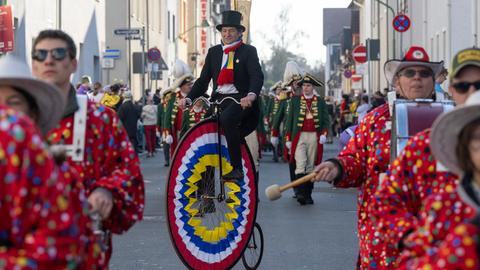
[265,81,282,162]
[31,29,145,267]
[0,106,89,269]
[371,47,480,268]
[0,55,88,269]
[312,46,443,269]
[178,10,264,181]
[396,91,480,269]
[158,87,173,166]
[284,74,329,205]
[163,73,194,156]
[141,97,158,157]
[271,61,304,191]
[180,95,207,138]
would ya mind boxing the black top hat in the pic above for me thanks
[216,10,245,32]
[299,73,324,87]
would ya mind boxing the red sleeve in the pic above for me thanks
[0,122,88,269]
[90,109,145,234]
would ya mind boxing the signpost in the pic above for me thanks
[0,5,14,53]
[103,49,120,59]
[114,28,141,36]
[352,45,367,63]
[343,69,352,79]
[147,47,161,62]
[393,14,411,32]
[114,27,146,101]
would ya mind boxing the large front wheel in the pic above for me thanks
[166,119,258,270]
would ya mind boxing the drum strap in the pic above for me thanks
[64,95,88,162]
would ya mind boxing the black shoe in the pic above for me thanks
[305,197,314,205]
[222,169,244,181]
[296,194,307,205]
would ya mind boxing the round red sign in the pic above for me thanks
[352,45,367,63]
[147,47,161,62]
[393,14,411,32]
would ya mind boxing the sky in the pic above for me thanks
[250,0,352,67]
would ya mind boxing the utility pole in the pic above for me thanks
[141,26,146,103]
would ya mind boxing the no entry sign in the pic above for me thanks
[393,14,411,32]
[147,47,161,62]
[352,45,367,63]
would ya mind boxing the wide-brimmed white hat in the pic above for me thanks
[0,55,65,135]
[431,91,480,176]
[384,46,444,85]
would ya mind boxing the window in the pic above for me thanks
[168,11,170,40]
[442,30,447,61]
[436,33,440,61]
[173,14,176,40]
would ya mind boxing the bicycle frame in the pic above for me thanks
[189,96,241,203]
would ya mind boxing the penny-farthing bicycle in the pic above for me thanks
[166,96,263,270]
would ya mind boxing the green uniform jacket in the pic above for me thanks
[180,108,207,138]
[284,95,330,164]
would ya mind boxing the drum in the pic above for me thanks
[391,99,454,161]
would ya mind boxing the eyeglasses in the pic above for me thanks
[32,48,69,62]
[399,69,433,78]
[451,81,480,93]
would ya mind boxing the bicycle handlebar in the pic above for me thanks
[184,96,241,110]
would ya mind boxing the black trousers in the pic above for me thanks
[215,93,259,170]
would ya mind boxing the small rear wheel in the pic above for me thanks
[241,222,264,270]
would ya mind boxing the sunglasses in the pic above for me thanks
[32,48,69,62]
[399,69,433,78]
[451,81,480,93]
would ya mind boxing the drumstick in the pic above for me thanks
[265,172,317,201]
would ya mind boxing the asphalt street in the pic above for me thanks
[110,140,358,270]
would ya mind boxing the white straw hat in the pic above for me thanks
[0,55,65,135]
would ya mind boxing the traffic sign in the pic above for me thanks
[114,28,141,36]
[102,58,114,69]
[147,47,161,62]
[344,69,352,78]
[393,14,411,32]
[103,49,120,59]
[352,45,367,63]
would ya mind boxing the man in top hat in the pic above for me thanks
[31,29,144,267]
[369,47,480,268]
[312,46,444,269]
[284,73,329,205]
[164,73,194,157]
[178,10,264,181]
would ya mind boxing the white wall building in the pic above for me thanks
[9,0,105,85]
[354,0,480,93]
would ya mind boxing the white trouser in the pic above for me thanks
[294,132,317,174]
[245,130,259,172]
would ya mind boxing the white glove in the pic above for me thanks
[270,136,279,146]
[165,134,173,144]
[285,141,292,150]
[319,134,327,144]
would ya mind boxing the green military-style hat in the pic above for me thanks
[299,73,324,87]
[449,47,480,80]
